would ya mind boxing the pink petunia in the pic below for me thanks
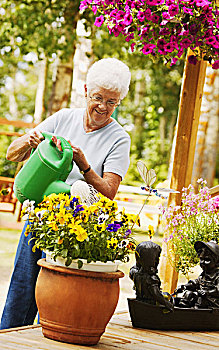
[124,13,133,25]
[130,42,136,52]
[212,60,219,69]
[162,12,171,20]
[145,8,152,21]
[182,6,193,15]
[168,4,179,17]
[94,15,104,27]
[142,43,156,55]
[188,55,198,65]
[151,14,160,24]
[195,0,211,6]
[137,11,146,23]
[164,42,175,53]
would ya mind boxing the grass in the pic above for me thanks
[0,228,20,268]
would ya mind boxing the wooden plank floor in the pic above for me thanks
[0,311,218,350]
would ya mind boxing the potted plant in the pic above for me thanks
[80,0,219,68]
[161,179,219,278]
[21,191,137,345]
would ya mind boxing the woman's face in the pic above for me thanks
[84,85,120,130]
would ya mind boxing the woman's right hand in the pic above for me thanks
[28,130,44,148]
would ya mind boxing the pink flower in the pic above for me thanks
[168,4,179,17]
[212,60,219,69]
[195,0,211,6]
[205,36,217,45]
[112,26,121,37]
[162,12,171,20]
[125,33,134,42]
[145,8,152,21]
[142,43,156,55]
[212,196,219,210]
[130,42,136,52]
[164,42,175,52]
[116,11,125,21]
[94,15,104,27]
[79,0,90,11]
[146,0,163,5]
[170,57,178,66]
[151,14,160,24]
[124,13,133,25]
[181,38,192,49]
[92,5,98,15]
[137,11,145,23]
[183,6,193,15]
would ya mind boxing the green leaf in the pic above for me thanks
[65,257,72,267]
[61,249,68,258]
[77,259,83,269]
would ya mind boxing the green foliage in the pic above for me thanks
[0,0,81,60]
[0,134,17,177]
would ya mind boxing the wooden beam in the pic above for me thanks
[0,131,24,137]
[159,50,207,293]
[210,185,219,197]
[0,118,37,128]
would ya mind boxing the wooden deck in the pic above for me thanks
[0,311,218,349]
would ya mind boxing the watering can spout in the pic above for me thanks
[14,132,73,205]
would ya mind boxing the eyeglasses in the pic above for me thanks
[89,95,120,108]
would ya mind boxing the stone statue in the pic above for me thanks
[129,241,173,311]
[174,240,219,309]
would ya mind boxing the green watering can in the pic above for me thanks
[14,132,73,204]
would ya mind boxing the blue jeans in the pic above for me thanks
[0,222,45,329]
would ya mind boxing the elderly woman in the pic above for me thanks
[1,58,131,329]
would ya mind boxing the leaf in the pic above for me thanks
[61,249,68,258]
[77,259,83,269]
[65,257,72,267]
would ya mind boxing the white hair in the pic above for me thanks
[86,58,131,100]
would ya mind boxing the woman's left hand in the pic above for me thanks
[68,140,89,172]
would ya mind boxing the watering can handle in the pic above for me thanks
[30,132,73,167]
[41,132,73,167]
[42,132,72,151]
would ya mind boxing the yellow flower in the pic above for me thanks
[57,193,65,200]
[127,242,136,251]
[88,204,99,214]
[48,221,58,231]
[56,208,67,225]
[107,238,118,249]
[74,226,88,242]
[94,223,106,232]
[47,212,55,222]
[148,225,155,239]
[81,212,89,223]
[68,219,82,233]
[57,237,63,244]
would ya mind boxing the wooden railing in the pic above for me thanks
[0,176,21,221]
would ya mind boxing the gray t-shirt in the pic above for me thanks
[34,108,131,185]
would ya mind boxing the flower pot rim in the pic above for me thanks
[37,258,124,279]
[45,250,123,272]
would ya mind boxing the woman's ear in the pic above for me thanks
[84,84,88,97]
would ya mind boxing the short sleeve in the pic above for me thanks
[30,109,65,134]
[103,135,131,180]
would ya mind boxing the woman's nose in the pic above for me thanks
[98,100,107,109]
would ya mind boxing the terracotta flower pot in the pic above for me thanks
[35,258,124,345]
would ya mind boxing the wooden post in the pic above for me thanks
[159,50,207,293]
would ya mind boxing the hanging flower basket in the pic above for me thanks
[80,0,219,68]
